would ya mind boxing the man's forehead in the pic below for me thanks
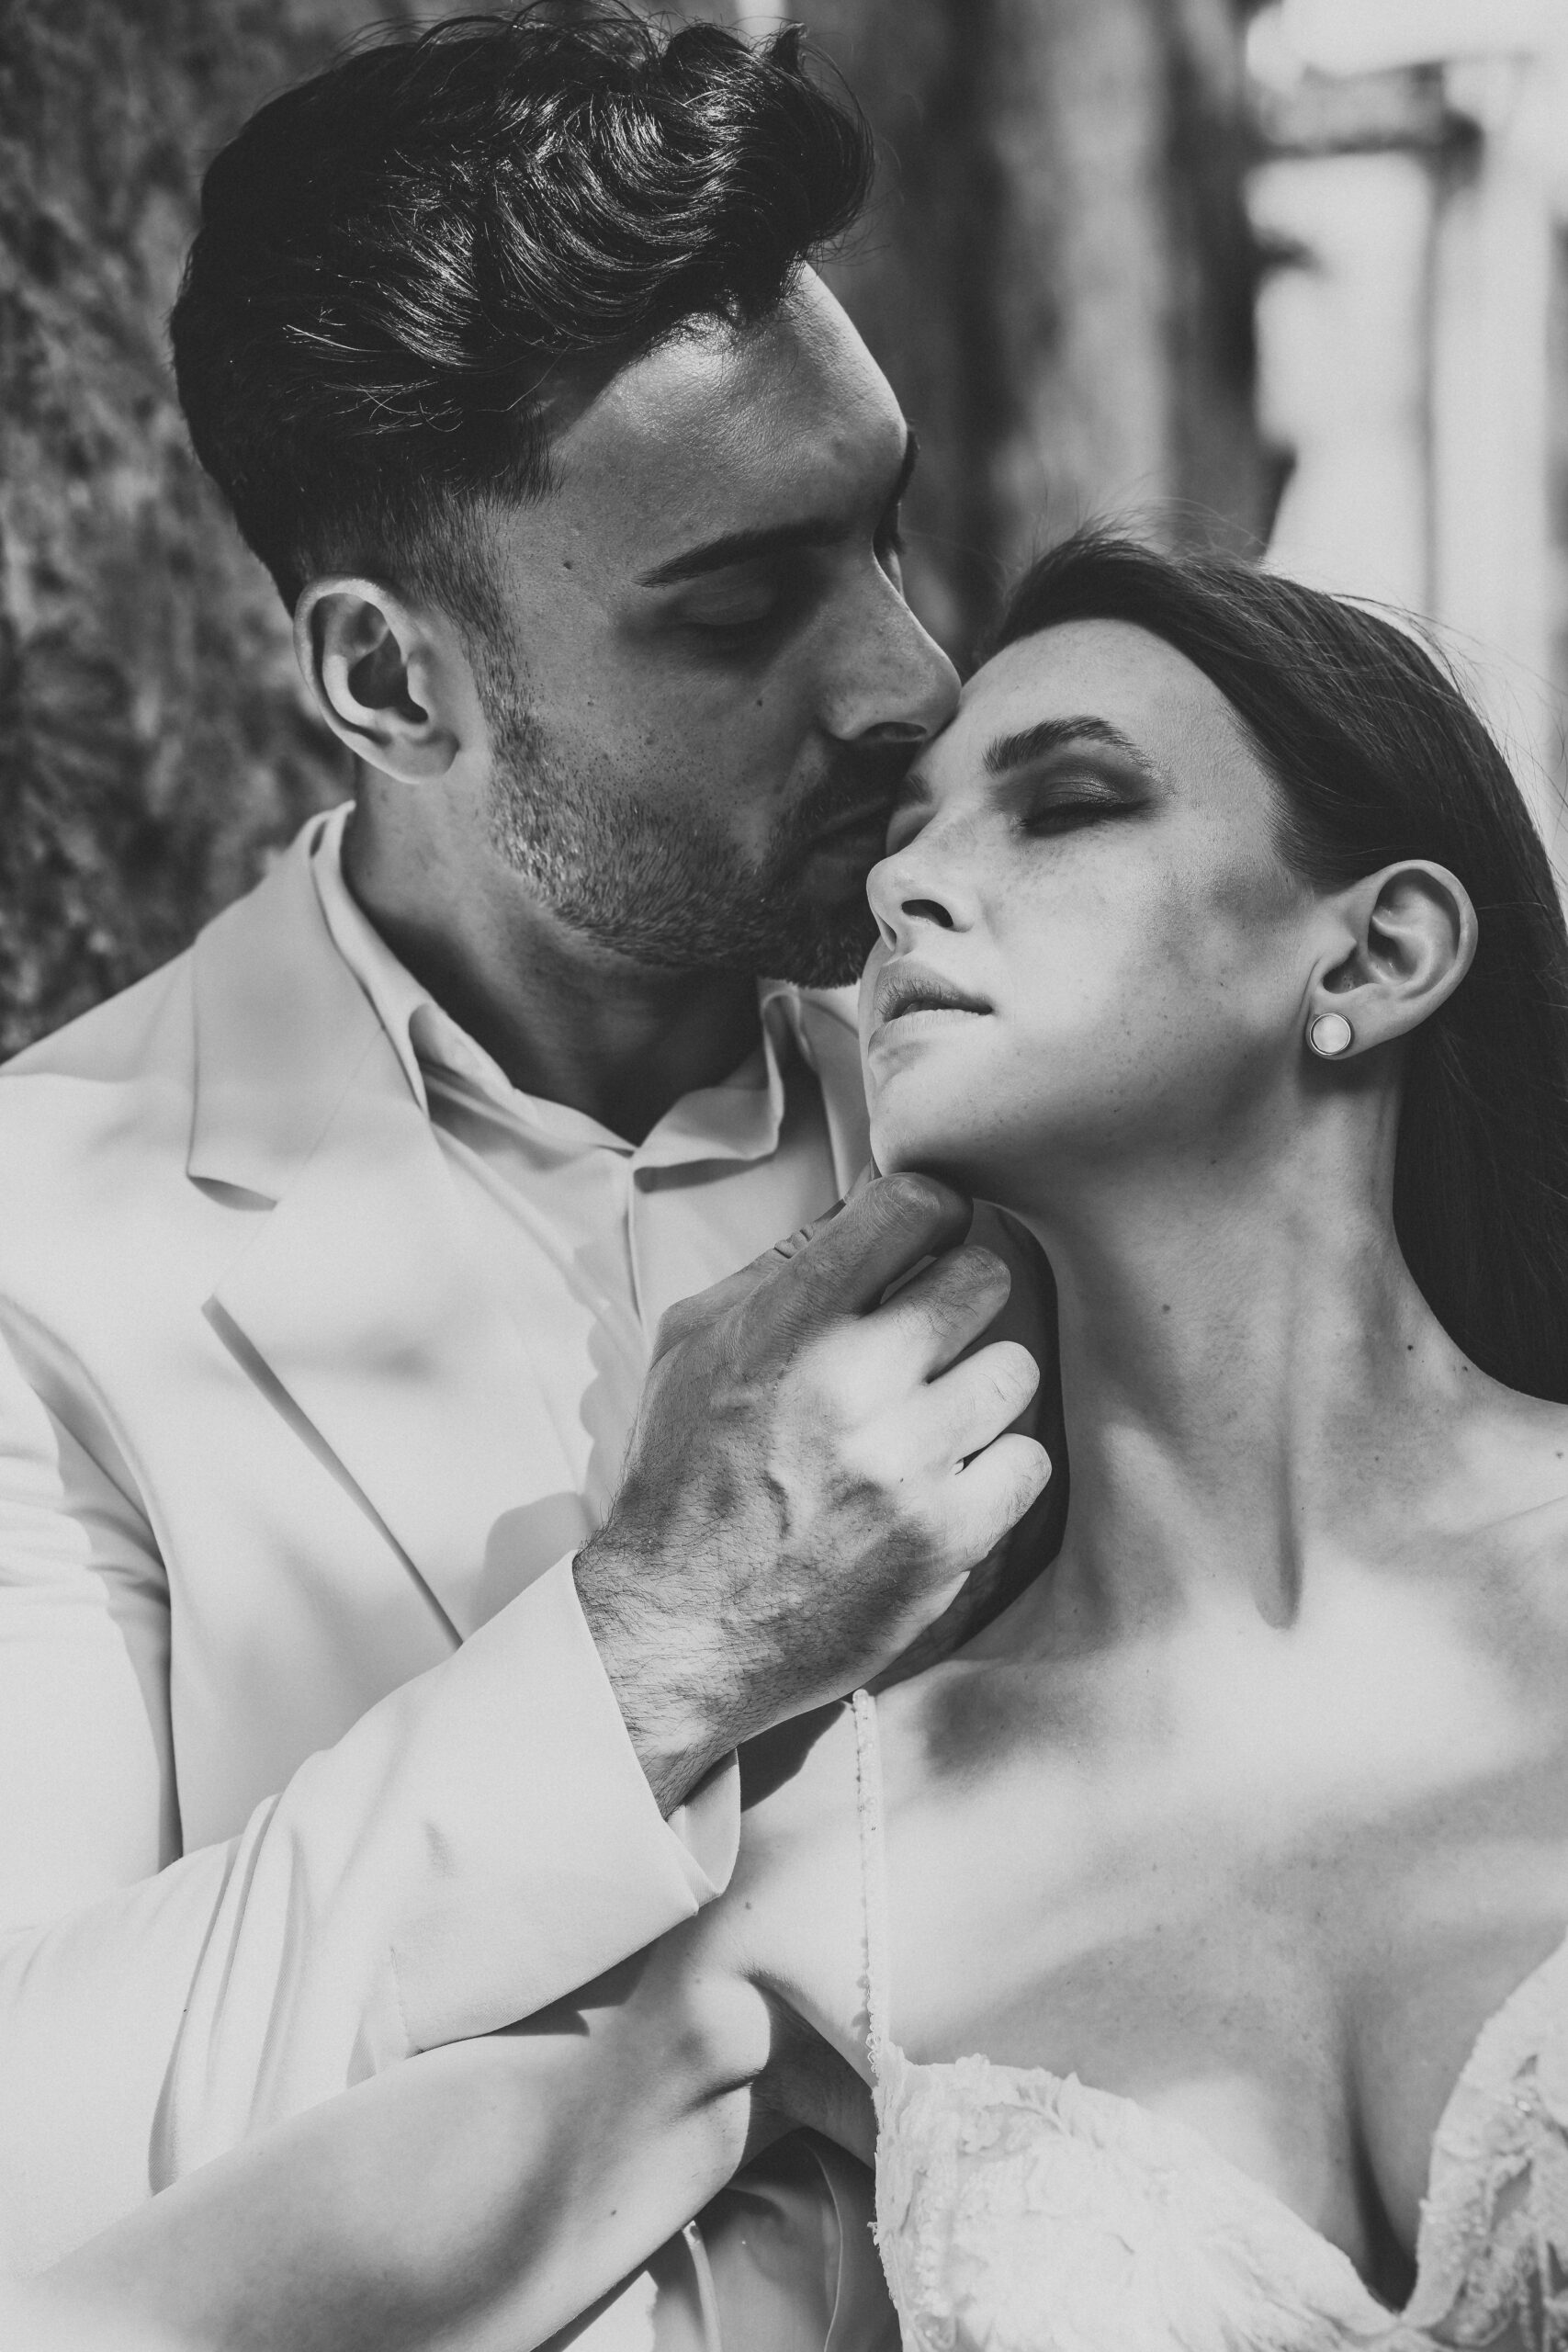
[547,271,908,549]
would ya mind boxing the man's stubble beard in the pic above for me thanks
[481,675,889,989]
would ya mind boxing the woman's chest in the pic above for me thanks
[864,1690,1568,2284]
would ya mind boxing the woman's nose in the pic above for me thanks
[867,844,964,950]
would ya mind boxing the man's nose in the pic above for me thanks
[828,585,960,748]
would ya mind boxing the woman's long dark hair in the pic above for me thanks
[984,531,1568,1405]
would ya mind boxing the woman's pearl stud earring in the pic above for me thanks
[1309,1012,1354,1058]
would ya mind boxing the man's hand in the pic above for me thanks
[873,1201,1065,1687]
[574,1174,1051,1812]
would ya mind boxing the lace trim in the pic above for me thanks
[852,1687,893,2078]
[873,2052,1393,2352]
[1403,1925,1568,2346]
[851,1688,1568,2348]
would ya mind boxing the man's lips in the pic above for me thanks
[872,960,992,1029]
[810,798,896,846]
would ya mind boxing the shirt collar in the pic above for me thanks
[309,800,803,1166]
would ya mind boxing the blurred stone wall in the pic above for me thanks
[0,0,389,1056]
[0,0,1266,1053]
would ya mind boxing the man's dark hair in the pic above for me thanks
[987,530,1568,1406]
[170,5,874,623]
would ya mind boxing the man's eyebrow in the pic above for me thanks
[636,430,919,589]
[982,715,1158,778]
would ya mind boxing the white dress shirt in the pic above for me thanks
[309,803,841,1869]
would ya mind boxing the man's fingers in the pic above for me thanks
[652,1174,980,1370]
[864,1241,1015,1380]
[920,1339,1042,1466]
[942,1431,1053,1564]
[650,1198,853,1355]
[766,1196,848,1265]
[756,1173,974,1338]
[651,1264,770,1354]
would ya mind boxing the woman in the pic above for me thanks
[55,535,1568,2349]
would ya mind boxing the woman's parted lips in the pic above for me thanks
[872,958,992,1029]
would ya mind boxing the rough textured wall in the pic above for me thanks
[0,0,1264,1053]
[0,0,389,1056]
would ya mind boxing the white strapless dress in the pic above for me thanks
[850,1690,1568,2351]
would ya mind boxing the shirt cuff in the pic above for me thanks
[385,1554,735,2050]
[666,1752,740,1898]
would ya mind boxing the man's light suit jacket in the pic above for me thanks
[0,820,873,2278]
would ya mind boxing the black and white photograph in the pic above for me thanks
[3,1,1568,2345]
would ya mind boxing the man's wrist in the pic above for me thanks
[572,1540,733,1815]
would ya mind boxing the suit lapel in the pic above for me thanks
[189,842,875,1638]
[191,822,592,1641]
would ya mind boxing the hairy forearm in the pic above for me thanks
[574,1538,733,1815]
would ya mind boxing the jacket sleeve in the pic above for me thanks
[0,1331,739,2268]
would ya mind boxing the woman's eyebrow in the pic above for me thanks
[982,715,1159,779]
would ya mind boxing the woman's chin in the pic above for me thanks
[871,1114,998,1195]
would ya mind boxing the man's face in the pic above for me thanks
[473,269,960,986]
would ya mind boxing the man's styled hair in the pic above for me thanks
[170,6,874,623]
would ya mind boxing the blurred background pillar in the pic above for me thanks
[1247,0,1568,838]
[762,0,1271,651]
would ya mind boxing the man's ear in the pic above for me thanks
[1307,860,1478,1055]
[293,578,474,782]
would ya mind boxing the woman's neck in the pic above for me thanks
[1004,1112,1482,1649]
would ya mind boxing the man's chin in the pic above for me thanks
[759,908,876,990]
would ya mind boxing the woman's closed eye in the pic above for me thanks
[1018,783,1145,835]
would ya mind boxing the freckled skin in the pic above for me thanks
[859,623,1316,1200]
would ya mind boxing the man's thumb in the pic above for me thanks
[649,1198,848,1358]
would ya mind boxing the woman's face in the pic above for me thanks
[861,618,1327,1204]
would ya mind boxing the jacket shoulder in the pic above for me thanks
[0,948,198,1241]
[0,948,195,1088]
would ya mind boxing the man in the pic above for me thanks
[0,10,1049,2339]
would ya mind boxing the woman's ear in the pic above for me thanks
[293,578,474,782]
[1308,861,1478,1056]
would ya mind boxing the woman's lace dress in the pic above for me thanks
[850,1690,1568,2351]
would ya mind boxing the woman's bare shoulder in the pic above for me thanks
[1465,1391,1568,1617]
[739,1700,860,1848]
[690,1702,873,2074]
